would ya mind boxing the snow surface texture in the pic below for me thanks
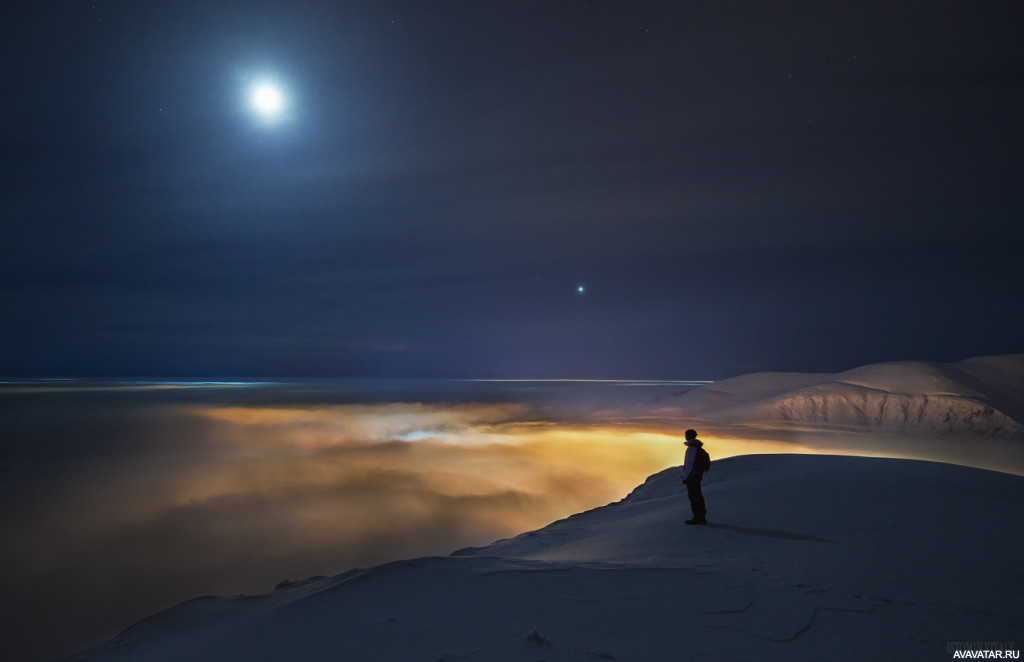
[671,355,1024,437]
[74,455,1023,661]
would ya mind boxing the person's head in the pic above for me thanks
[684,429,698,440]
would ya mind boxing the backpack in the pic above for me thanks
[693,446,711,476]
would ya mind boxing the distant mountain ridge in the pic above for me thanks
[674,354,1024,437]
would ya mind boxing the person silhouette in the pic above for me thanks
[681,428,707,525]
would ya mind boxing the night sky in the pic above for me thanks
[3,1,1022,379]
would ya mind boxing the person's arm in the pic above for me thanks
[682,446,695,481]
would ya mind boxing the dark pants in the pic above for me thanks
[685,476,706,520]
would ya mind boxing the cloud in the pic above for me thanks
[0,397,686,658]
[189,401,529,446]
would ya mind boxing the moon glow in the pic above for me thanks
[250,81,285,117]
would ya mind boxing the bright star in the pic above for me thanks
[577,285,585,294]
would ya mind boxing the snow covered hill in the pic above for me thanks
[73,455,1024,662]
[672,354,1024,437]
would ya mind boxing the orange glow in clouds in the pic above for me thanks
[175,402,829,530]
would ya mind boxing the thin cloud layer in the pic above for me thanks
[0,397,688,659]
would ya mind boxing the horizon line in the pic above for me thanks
[0,377,715,389]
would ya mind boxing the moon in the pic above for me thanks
[249,81,286,118]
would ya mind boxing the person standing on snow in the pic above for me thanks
[681,428,708,525]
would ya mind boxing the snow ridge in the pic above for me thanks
[73,455,1024,662]
[674,354,1024,437]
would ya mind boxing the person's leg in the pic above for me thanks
[692,479,706,521]
[685,479,706,523]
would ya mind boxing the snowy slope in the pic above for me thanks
[673,354,1024,437]
[73,455,1024,662]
